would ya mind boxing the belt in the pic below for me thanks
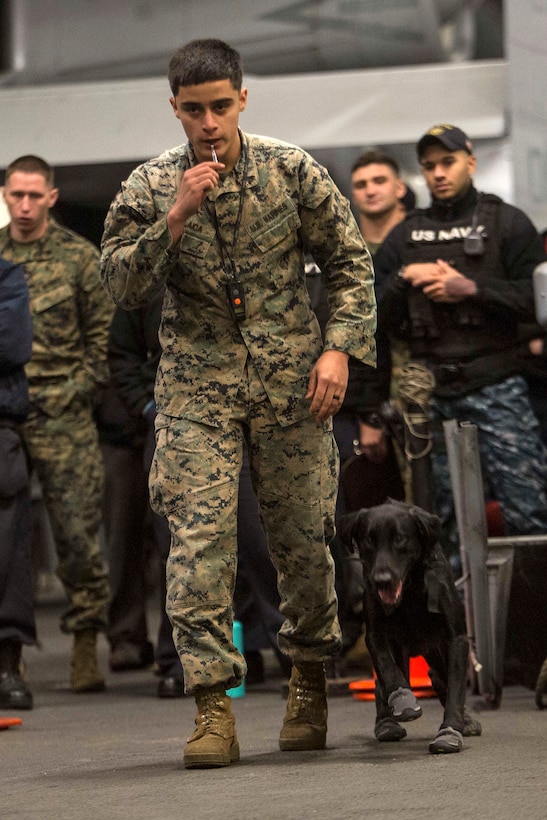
[427,349,518,389]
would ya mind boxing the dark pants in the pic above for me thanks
[0,426,36,645]
[143,418,182,678]
[430,376,547,557]
[102,441,151,650]
[103,431,182,679]
[233,447,284,653]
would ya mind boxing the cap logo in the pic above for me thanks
[428,125,453,136]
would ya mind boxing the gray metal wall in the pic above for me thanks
[505,0,547,232]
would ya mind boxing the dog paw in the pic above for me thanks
[428,727,463,754]
[388,687,422,722]
[462,712,482,737]
[375,717,407,742]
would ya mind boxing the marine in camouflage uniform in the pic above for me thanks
[0,216,112,636]
[101,131,376,694]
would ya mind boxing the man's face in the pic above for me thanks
[4,171,59,242]
[170,79,248,170]
[351,163,405,219]
[3,171,58,242]
[419,145,476,200]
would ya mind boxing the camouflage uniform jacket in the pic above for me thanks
[101,132,376,428]
[0,219,113,418]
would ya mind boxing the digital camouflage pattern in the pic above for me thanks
[22,408,109,633]
[149,359,341,693]
[0,219,113,417]
[101,133,376,692]
[101,132,376,428]
[429,375,547,558]
[0,219,113,633]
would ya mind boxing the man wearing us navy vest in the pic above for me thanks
[374,124,547,560]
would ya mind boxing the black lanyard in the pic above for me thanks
[204,145,250,321]
[204,144,250,283]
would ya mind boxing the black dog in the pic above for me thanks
[338,499,482,754]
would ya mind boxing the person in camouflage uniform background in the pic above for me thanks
[1,155,113,693]
[101,38,376,768]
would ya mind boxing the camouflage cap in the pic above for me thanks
[417,124,474,159]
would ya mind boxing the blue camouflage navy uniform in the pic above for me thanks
[101,131,376,694]
[0,220,113,634]
[375,184,547,556]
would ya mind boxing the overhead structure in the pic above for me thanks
[0,0,490,85]
[505,1,547,231]
[0,60,505,168]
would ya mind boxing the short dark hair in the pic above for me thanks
[351,150,400,177]
[5,155,55,187]
[168,39,243,96]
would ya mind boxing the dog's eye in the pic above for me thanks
[394,536,407,551]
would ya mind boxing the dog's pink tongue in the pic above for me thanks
[379,581,403,606]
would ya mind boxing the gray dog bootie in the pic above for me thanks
[388,687,423,721]
[429,727,463,754]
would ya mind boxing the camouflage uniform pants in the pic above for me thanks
[430,375,547,558]
[22,407,110,633]
[150,359,341,694]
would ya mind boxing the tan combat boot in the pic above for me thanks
[279,661,328,751]
[184,684,240,769]
[70,629,105,693]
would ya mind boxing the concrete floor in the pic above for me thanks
[3,602,547,820]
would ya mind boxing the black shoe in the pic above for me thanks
[0,641,33,710]
[0,672,33,710]
[157,676,184,698]
[109,641,155,672]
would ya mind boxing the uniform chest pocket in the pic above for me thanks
[31,284,76,340]
[32,284,73,314]
[179,227,215,261]
[246,202,301,255]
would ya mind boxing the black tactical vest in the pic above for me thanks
[401,194,505,359]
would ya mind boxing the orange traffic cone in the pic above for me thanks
[0,717,23,730]
[349,655,436,701]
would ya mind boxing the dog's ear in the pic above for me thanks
[337,509,370,554]
[408,505,441,555]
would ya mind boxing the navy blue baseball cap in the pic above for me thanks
[417,124,474,158]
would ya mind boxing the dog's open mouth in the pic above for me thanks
[376,580,403,607]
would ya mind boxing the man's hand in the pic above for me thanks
[358,421,388,463]
[401,263,440,288]
[166,160,224,244]
[306,350,349,422]
[402,260,477,303]
[529,338,544,356]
